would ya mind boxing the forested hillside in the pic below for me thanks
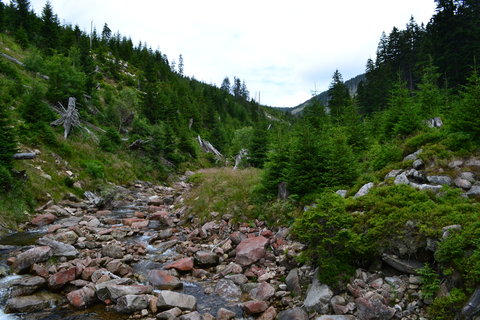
[0,0,287,224]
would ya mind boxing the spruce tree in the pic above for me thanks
[249,124,268,168]
[40,1,60,52]
[328,70,350,119]
[0,104,17,170]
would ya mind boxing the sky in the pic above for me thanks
[26,0,437,108]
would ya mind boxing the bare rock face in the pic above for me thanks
[13,246,52,274]
[235,236,269,266]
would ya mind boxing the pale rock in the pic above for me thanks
[354,183,374,198]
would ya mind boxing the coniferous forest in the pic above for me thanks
[0,1,480,319]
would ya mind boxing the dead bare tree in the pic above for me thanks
[51,97,80,139]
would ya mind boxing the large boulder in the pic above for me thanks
[147,269,182,290]
[235,236,269,266]
[156,290,197,311]
[304,271,333,313]
[426,175,452,186]
[13,246,52,274]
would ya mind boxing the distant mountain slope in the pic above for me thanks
[287,74,365,115]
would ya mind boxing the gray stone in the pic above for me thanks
[454,177,472,189]
[224,274,248,285]
[216,308,236,320]
[462,287,480,320]
[449,160,464,168]
[354,183,374,198]
[278,307,309,320]
[96,282,152,302]
[381,254,423,275]
[403,149,423,161]
[335,190,348,198]
[442,225,462,239]
[10,276,46,297]
[412,159,424,169]
[37,237,78,258]
[427,175,452,186]
[13,246,52,273]
[215,279,242,300]
[156,290,197,311]
[52,230,78,244]
[156,307,182,320]
[101,244,124,259]
[286,268,301,296]
[385,169,403,180]
[316,316,356,320]
[405,169,426,183]
[194,250,219,267]
[116,294,149,313]
[5,294,53,313]
[426,117,443,128]
[460,172,476,183]
[250,281,275,301]
[304,270,333,313]
[394,173,410,185]
[410,183,443,192]
[466,185,480,198]
[465,159,480,167]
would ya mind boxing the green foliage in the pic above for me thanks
[44,54,86,102]
[449,70,480,143]
[80,160,104,179]
[99,128,122,152]
[292,192,365,286]
[20,85,54,125]
[0,105,17,170]
[417,264,441,299]
[427,288,467,320]
[365,142,403,172]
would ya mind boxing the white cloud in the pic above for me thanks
[28,0,436,107]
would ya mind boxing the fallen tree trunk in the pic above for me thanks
[1,52,24,67]
[13,152,36,160]
[197,136,224,161]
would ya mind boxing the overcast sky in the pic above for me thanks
[27,0,437,108]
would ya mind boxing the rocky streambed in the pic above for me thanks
[0,175,458,320]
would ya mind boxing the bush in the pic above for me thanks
[80,160,104,179]
[427,288,467,320]
[99,128,122,152]
[292,192,366,286]
[0,165,13,192]
[367,142,403,171]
